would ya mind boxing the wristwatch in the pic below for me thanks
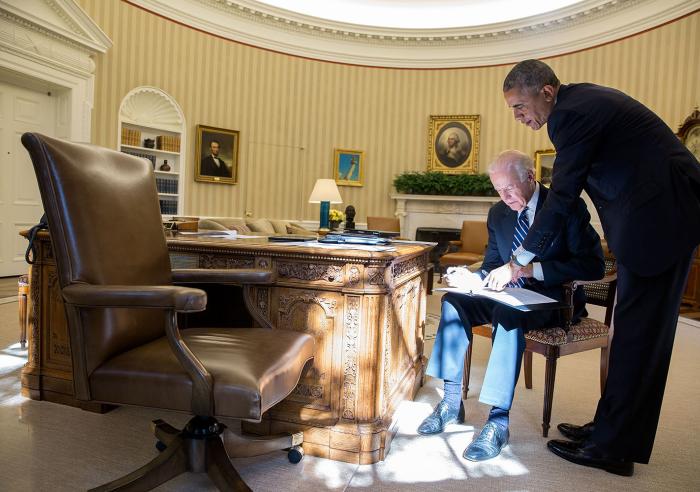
[510,253,527,267]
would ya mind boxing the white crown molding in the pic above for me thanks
[0,0,112,143]
[129,0,699,68]
[0,0,111,54]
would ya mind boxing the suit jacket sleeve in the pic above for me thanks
[522,108,602,256]
[539,197,605,286]
[479,205,507,276]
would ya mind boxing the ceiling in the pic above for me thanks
[254,0,585,29]
[131,0,700,67]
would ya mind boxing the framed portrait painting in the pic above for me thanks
[534,149,556,187]
[195,124,239,184]
[334,149,364,187]
[427,114,480,174]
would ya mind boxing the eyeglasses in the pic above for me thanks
[494,184,516,195]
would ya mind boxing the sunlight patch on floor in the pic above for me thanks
[346,399,530,486]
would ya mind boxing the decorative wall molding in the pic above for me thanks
[119,86,185,131]
[0,0,111,141]
[128,0,699,68]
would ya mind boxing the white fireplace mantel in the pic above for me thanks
[391,193,500,240]
[391,192,603,240]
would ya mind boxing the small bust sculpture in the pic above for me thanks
[344,205,356,230]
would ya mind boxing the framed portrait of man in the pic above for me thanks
[195,124,239,184]
[334,149,364,187]
[427,114,480,174]
[534,149,556,187]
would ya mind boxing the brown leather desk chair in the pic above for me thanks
[463,244,617,437]
[22,133,314,492]
[438,221,488,282]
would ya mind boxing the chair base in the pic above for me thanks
[89,415,302,492]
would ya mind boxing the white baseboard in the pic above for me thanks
[678,315,700,330]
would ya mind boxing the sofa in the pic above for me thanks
[198,217,316,236]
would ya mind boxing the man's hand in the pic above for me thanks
[483,263,513,291]
[512,263,534,280]
[444,266,482,291]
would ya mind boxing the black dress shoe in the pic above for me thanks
[417,400,465,435]
[557,421,595,441]
[547,439,634,477]
[463,421,509,461]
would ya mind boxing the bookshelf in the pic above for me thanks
[118,87,186,217]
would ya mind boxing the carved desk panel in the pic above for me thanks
[21,232,433,464]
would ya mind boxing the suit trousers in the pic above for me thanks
[591,251,694,463]
[426,293,561,410]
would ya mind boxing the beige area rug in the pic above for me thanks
[0,294,698,491]
[0,276,20,300]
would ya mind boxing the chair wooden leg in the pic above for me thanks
[223,429,303,458]
[207,434,251,492]
[542,353,558,438]
[89,436,188,492]
[90,416,255,492]
[152,419,180,447]
[462,343,472,400]
[599,347,608,395]
[18,275,29,349]
[524,350,533,389]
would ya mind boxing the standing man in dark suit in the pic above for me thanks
[501,59,700,476]
[419,150,603,462]
[200,140,232,178]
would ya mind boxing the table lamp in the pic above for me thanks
[308,178,343,231]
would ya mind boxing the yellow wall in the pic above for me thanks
[79,1,700,222]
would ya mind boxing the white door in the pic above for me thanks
[0,80,53,277]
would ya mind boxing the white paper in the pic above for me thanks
[434,286,557,307]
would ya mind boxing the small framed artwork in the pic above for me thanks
[427,114,480,174]
[195,124,239,184]
[534,149,556,187]
[334,149,364,187]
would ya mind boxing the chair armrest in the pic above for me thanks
[572,271,618,289]
[62,283,206,313]
[172,268,274,285]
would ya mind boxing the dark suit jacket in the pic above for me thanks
[482,184,605,322]
[200,155,232,178]
[522,83,700,276]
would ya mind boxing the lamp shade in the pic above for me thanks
[308,178,343,204]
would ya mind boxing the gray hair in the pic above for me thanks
[503,59,560,94]
[488,150,534,182]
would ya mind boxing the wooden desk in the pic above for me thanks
[21,231,432,464]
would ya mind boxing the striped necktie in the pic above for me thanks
[508,206,529,288]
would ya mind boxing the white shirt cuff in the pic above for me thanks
[532,262,544,281]
[515,249,536,266]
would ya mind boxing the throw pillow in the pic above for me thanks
[269,219,292,234]
[286,224,316,236]
[246,218,276,234]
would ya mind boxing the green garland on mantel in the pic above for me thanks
[393,171,498,197]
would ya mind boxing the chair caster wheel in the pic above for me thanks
[287,445,304,464]
[155,440,167,452]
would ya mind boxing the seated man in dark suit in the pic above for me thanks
[419,150,604,461]
[200,140,232,178]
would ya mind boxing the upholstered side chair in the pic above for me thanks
[366,216,401,234]
[438,220,488,282]
[462,246,617,437]
[22,133,314,492]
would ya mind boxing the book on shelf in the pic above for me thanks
[156,135,181,153]
[122,150,156,168]
[121,127,141,146]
